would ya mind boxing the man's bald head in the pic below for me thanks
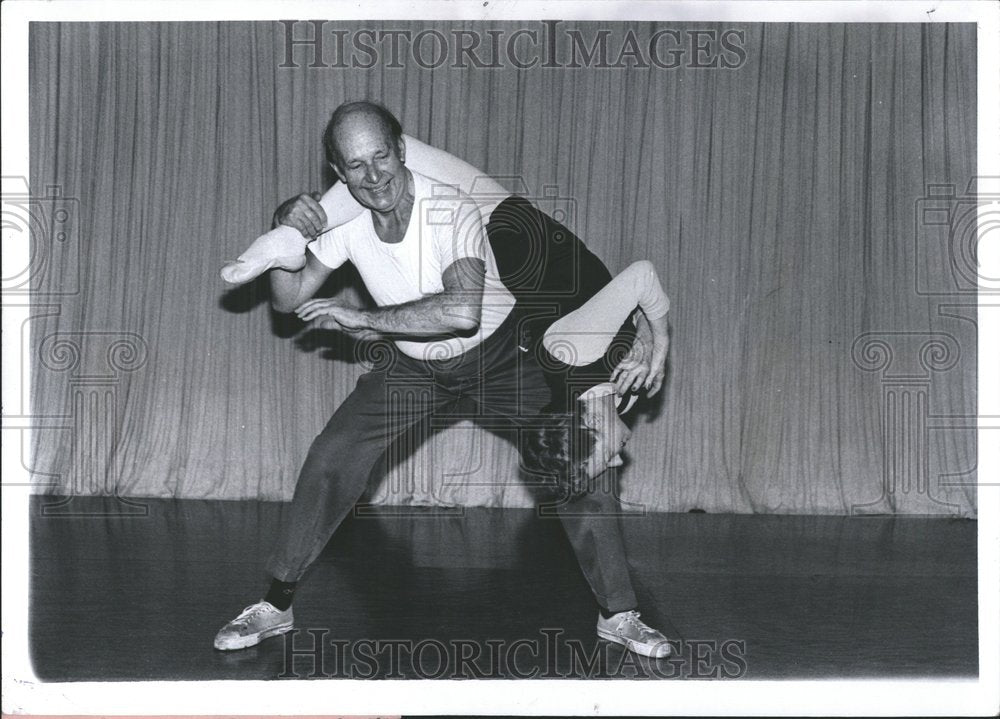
[323,101,403,169]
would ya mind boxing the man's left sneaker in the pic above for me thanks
[596,610,672,658]
[214,600,294,650]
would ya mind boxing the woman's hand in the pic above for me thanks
[645,346,667,397]
[611,338,653,397]
[612,313,669,397]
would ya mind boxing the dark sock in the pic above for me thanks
[600,606,636,620]
[265,578,297,611]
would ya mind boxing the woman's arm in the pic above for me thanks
[542,260,670,394]
[611,261,669,396]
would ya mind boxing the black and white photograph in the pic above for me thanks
[2,0,998,716]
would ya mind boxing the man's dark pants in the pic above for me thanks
[266,309,639,613]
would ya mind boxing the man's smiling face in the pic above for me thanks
[330,112,408,214]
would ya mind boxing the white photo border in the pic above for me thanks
[2,1,997,716]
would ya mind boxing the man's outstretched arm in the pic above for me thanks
[296,257,485,338]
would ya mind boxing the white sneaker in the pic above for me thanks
[214,600,294,651]
[596,610,672,658]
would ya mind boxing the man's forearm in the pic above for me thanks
[361,292,481,337]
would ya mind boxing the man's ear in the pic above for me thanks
[330,160,346,184]
[396,135,406,164]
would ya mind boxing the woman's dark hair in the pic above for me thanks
[520,402,597,499]
[323,100,404,167]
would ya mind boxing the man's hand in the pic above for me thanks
[274,192,328,239]
[296,298,369,329]
[296,299,389,342]
[296,299,385,342]
[294,302,385,350]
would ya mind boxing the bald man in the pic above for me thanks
[215,102,670,661]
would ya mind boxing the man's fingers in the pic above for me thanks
[300,303,350,324]
[276,193,327,238]
[288,209,322,239]
[300,307,338,322]
[295,299,334,319]
[295,298,321,314]
[295,317,338,342]
[301,195,328,233]
[302,207,324,237]
[281,216,314,239]
[319,317,344,331]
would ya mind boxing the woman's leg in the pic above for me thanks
[316,180,364,229]
[403,134,509,200]
[222,135,507,284]
[542,260,669,366]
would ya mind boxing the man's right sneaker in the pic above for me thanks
[214,600,294,651]
[596,609,672,658]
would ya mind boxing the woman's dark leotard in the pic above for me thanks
[485,195,635,412]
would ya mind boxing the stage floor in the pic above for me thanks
[28,496,977,681]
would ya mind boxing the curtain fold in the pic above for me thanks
[29,21,977,515]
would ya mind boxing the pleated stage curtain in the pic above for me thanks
[28,22,977,516]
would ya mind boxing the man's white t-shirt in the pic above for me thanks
[308,170,515,361]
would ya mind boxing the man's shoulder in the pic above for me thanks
[310,205,371,263]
